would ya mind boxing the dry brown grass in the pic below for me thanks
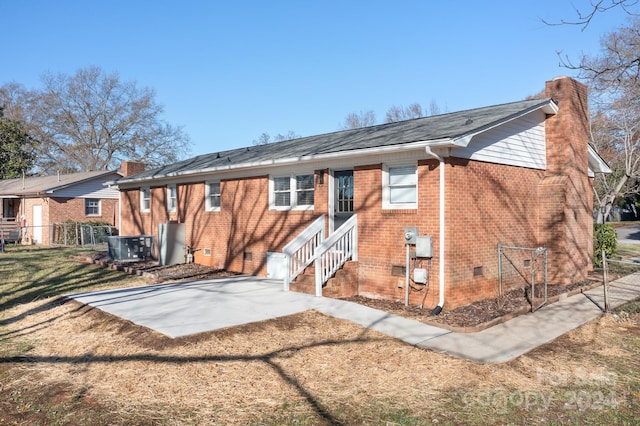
[2,294,639,425]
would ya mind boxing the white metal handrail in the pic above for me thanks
[313,215,358,296]
[283,215,326,291]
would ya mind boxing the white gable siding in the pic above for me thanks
[451,110,547,170]
[52,178,120,199]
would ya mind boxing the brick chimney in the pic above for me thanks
[544,76,589,178]
[539,76,593,285]
[120,160,145,177]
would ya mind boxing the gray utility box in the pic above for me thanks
[108,235,155,261]
[416,236,434,258]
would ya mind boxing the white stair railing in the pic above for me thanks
[313,215,358,296]
[283,215,325,291]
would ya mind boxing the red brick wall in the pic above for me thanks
[21,198,50,244]
[48,197,119,227]
[443,159,545,308]
[120,171,329,275]
[117,77,594,311]
[355,161,442,306]
[542,77,593,285]
[16,197,118,245]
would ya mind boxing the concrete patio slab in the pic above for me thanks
[68,273,640,364]
[69,276,450,342]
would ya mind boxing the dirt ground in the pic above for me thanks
[1,253,638,424]
[2,294,638,425]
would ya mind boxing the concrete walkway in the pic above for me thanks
[68,273,640,364]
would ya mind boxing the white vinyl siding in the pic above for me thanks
[205,181,221,211]
[451,110,547,169]
[383,164,417,209]
[140,187,150,212]
[50,173,121,199]
[270,174,314,210]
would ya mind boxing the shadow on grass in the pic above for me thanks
[0,246,143,314]
[0,246,391,424]
[1,304,392,425]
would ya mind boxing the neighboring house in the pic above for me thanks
[112,77,610,310]
[0,170,122,244]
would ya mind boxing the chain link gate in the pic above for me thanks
[498,243,548,312]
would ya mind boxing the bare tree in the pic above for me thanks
[590,93,640,222]
[547,8,640,221]
[341,110,376,129]
[429,100,442,116]
[385,103,425,123]
[252,130,300,145]
[543,0,638,30]
[0,66,190,173]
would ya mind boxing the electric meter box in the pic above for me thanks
[414,268,427,284]
[416,236,433,258]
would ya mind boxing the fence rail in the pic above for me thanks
[51,222,115,247]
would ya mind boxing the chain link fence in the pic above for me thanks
[50,222,116,248]
[498,243,548,312]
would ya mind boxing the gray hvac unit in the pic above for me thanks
[108,235,155,261]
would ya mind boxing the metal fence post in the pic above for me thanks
[602,249,609,313]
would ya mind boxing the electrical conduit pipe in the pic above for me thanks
[425,146,445,315]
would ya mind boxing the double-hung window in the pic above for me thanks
[85,198,100,216]
[140,187,151,212]
[383,164,418,209]
[167,184,177,212]
[271,173,315,209]
[205,181,221,211]
[296,175,315,206]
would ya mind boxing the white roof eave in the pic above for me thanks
[115,138,454,188]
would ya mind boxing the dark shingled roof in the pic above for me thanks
[117,97,553,184]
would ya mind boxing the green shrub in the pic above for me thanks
[594,223,617,267]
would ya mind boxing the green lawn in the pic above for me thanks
[0,245,144,312]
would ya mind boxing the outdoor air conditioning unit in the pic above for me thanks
[108,235,155,261]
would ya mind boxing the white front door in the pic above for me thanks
[32,205,42,244]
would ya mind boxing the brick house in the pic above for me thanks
[0,170,121,244]
[112,77,610,310]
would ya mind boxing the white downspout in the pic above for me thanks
[425,146,445,314]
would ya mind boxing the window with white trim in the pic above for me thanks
[140,187,150,212]
[85,198,101,216]
[167,184,177,212]
[205,181,221,211]
[383,164,418,209]
[270,174,315,210]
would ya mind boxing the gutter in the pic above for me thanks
[111,138,454,187]
[424,146,446,315]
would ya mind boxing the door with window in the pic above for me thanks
[333,170,354,230]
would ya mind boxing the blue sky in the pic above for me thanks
[0,1,634,157]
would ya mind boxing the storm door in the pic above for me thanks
[333,170,354,230]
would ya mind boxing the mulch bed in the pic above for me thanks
[74,252,608,331]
